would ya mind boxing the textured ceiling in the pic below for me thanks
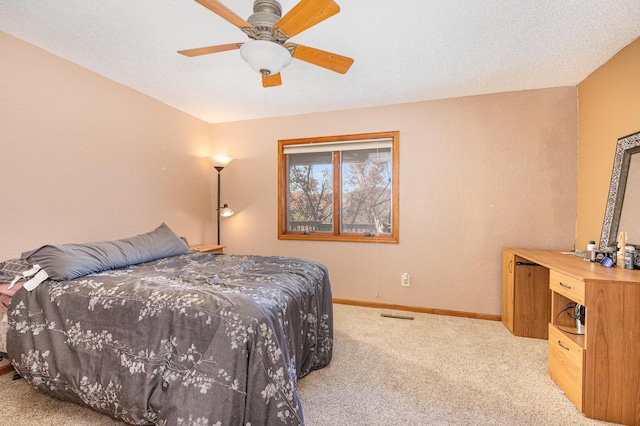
[2,1,640,124]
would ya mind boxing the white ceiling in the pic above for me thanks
[2,1,640,124]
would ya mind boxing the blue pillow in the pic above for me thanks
[21,223,190,281]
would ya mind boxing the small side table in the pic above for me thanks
[190,244,225,253]
[0,356,13,376]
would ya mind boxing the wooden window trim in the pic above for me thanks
[278,131,399,244]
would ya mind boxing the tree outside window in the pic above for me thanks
[278,131,399,243]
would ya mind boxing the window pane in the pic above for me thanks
[340,148,392,234]
[287,152,334,233]
[279,131,399,243]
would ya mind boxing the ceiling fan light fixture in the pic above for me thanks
[240,40,292,76]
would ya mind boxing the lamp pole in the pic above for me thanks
[208,155,233,245]
[215,166,224,245]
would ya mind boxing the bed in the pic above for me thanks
[2,224,333,425]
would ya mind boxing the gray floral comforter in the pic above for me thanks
[7,253,333,425]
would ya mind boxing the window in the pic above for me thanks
[278,131,399,243]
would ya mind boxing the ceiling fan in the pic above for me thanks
[178,0,354,87]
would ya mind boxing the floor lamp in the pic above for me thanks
[208,156,234,245]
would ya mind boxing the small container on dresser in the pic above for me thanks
[586,241,597,262]
[625,246,635,269]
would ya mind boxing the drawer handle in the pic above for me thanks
[559,282,572,289]
[557,340,570,351]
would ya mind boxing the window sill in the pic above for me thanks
[278,233,398,244]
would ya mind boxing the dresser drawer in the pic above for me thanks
[550,270,585,305]
[549,325,584,411]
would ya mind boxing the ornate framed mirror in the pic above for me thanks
[599,130,640,251]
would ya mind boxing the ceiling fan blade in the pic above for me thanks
[194,0,253,29]
[275,0,340,38]
[177,42,242,57]
[262,73,282,88]
[288,43,353,74]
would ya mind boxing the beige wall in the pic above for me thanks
[213,87,577,316]
[0,32,215,260]
[2,31,579,317]
[576,37,640,251]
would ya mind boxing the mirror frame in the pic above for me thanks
[599,130,640,251]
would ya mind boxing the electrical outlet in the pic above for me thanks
[401,273,410,287]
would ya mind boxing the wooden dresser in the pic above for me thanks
[502,248,640,425]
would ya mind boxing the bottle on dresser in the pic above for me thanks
[587,241,597,262]
[625,246,635,270]
[616,231,627,268]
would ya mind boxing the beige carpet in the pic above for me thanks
[1,304,616,425]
